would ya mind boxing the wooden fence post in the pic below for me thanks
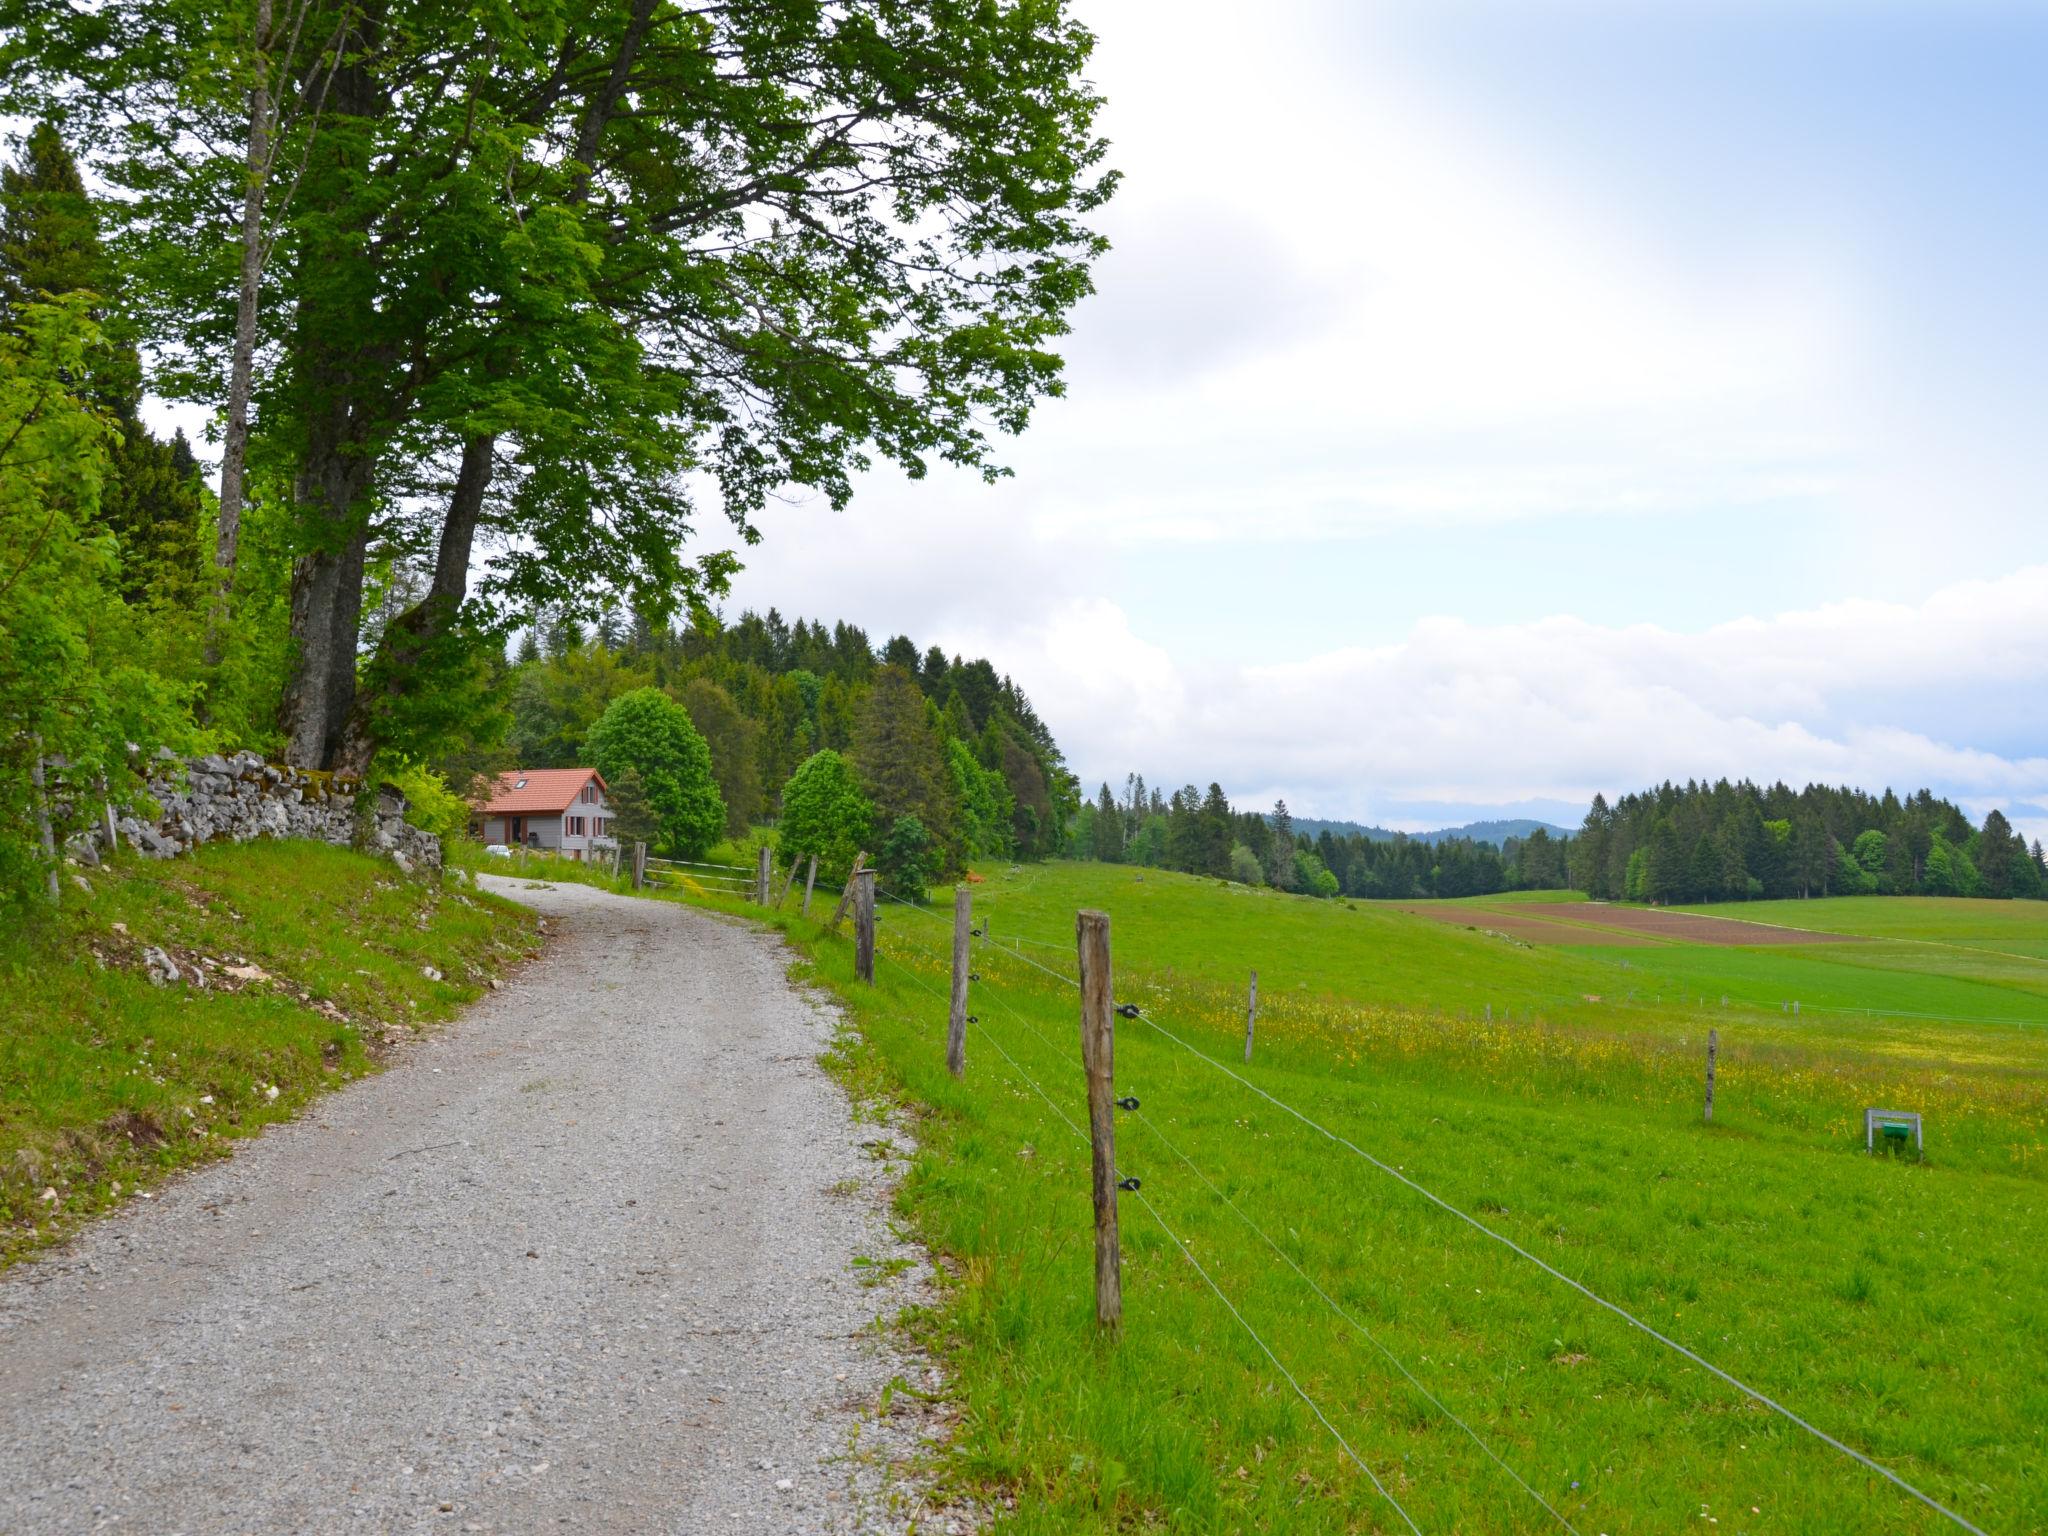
[1704,1027,1718,1123]
[801,853,819,917]
[632,840,647,891]
[756,842,772,904]
[1077,909,1121,1333]
[948,886,971,1078]
[854,869,876,983]
[1243,969,1258,1063]
[828,851,868,930]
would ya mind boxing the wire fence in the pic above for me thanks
[642,853,753,896]
[688,867,1994,1533]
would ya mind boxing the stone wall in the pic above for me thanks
[64,750,442,875]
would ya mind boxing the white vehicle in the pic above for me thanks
[484,843,514,858]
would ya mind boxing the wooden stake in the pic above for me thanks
[1077,909,1121,1333]
[828,851,868,930]
[1243,969,1258,1062]
[1704,1027,1718,1123]
[854,870,876,984]
[632,840,647,891]
[756,842,772,904]
[774,858,798,908]
[948,886,971,1078]
[801,853,819,918]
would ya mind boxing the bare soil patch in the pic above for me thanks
[1515,903,1859,946]
[1402,906,1658,946]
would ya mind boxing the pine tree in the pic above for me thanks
[1979,809,2017,898]
[1267,798,1296,889]
[1,124,198,607]
[1195,783,1234,878]
[603,766,661,850]
[0,124,115,329]
[851,665,960,866]
[1092,782,1124,862]
[680,677,764,839]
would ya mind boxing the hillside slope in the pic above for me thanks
[0,843,539,1263]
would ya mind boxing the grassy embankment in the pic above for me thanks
[665,859,2048,1534]
[0,841,539,1265]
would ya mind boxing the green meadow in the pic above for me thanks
[691,862,2048,1534]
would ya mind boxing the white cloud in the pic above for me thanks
[970,566,2048,842]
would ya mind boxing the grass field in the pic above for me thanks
[678,861,2048,1534]
[0,843,538,1264]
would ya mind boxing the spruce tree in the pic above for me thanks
[1092,782,1124,862]
[0,124,198,606]
[1267,799,1297,888]
[851,665,960,867]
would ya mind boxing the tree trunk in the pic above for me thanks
[273,15,390,769]
[280,411,377,767]
[330,432,496,774]
[206,0,275,664]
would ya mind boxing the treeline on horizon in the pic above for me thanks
[1059,776,2048,903]
[1059,778,1569,898]
[1575,780,2045,903]
[496,607,1078,872]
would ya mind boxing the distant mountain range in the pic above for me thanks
[1283,815,1577,847]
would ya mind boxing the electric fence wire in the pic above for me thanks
[1127,1185,1425,1536]
[963,951,1574,1535]
[864,937,1426,1534]
[875,886,951,922]
[984,935,1083,991]
[877,893,2007,1527]
[1121,1003,1990,1536]
[1127,1106,1583,1535]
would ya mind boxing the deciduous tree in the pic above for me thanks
[585,687,723,859]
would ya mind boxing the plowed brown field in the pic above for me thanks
[1514,903,1858,945]
[1401,906,1658,946]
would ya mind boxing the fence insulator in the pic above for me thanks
[1116,1176,1142,1192]
[1115,1003,1141,1019]
[1115,1096,1140,1111]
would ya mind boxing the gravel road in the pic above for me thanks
[0,876,953,1534]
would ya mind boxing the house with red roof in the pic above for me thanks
[473,768,613,859]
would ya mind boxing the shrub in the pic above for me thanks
[382,758,469,857]
[875,814,940,902]
[778,749,873,883]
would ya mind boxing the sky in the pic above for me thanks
[116,1,2048,840]
[696,0,2048,841]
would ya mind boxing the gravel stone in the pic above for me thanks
[0,877,956,1533]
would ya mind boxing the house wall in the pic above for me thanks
[558,782,614,861]
[476,778,613,861]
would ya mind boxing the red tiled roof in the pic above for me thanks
[477,768,606,815]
